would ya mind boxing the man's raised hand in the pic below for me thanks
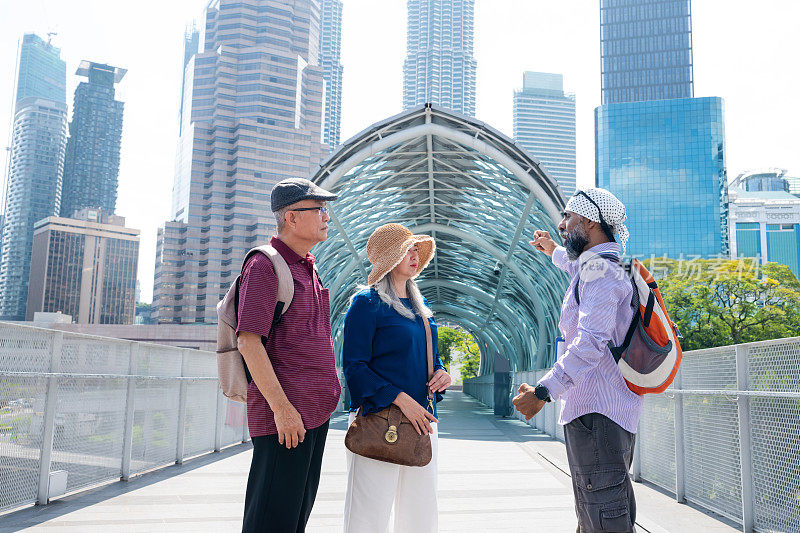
[529,230,557,256]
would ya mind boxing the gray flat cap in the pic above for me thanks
[270,178,338,212]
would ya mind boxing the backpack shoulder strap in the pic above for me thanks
[609,276,640,363]
[244,245,295,326]
[573,253,622,305]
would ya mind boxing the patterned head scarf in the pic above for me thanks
[565,188,629,254]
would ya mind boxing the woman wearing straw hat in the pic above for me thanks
[342,223,451,533]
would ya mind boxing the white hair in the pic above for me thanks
[354,273,432,320]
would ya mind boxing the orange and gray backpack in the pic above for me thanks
[216,245,294,403]
[575,254,683,395]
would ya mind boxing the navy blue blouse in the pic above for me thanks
[342,288,445,416]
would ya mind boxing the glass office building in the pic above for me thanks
[513,72,576,198]
[600,0,694,104]
[60,62,126,217]
[320,0,343,150]
[403,0,477,116]
[0,34,67,320]
[595,97,728,259]
[14,34,67,103]
[27,208,139,324]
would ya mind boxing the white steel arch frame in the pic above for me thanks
[312,104,569,372]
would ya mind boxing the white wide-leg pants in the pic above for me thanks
[343,411,439,533]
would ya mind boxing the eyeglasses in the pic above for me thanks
[290,206,328,216]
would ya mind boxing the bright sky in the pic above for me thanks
[2,0,799,302]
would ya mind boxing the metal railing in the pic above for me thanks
[0,323,249,515]
[461,374,494,409]
[464,337,800,533]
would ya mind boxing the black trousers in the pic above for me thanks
[242,420,329,533]
[564,413,637,533]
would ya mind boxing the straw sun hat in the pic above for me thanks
[366,223,436,286]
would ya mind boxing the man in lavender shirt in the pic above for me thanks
[513,188,641,533]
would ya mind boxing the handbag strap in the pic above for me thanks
[421,314,435,409]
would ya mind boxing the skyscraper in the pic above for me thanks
[600,0,694,105]
[154,0,328,324]
[513,72,576,198]
[60,62,126,217]
[178,26,200,135]
[0,34,67,320]
[320,0,343,150]
[403,0,477,116]
[596,98,728,258]
[26,208,139,324]
[595,0,728,259]
[14,34,67,103]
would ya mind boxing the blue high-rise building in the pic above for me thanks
[60,61,126,217]
[14,34,67,103]
[0,34,68,320]
[513,72,576,198]
[595,97,728,259]
[403,0,477,116]
[600,0,694,105]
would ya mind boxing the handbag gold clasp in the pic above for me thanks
[385,425,398,443]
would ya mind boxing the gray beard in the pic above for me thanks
[564,229,590,261]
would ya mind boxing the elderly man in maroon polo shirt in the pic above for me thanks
[237,178,342,533]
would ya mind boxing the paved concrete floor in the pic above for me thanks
[1,392,739,532]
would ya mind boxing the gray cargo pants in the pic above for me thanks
[564,413,637,533]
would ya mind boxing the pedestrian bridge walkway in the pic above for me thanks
[1,392,738,532]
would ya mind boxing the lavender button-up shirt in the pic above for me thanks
[538,242,643,434]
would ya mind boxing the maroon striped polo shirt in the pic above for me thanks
[236,236,341,437]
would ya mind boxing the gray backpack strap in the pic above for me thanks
[215,244,294,403]
[246,245,294,325]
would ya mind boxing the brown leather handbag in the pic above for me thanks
[344,315,435,467]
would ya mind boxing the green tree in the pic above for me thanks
[456,339,481,379]
[646,257,800,350]
[437,326,481,377]
[437,326,462,371]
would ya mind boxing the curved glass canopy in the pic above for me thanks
[312,104,569,373]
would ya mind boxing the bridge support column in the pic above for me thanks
[37,331,62,505]
[632,424,642,482]
[493,353,511,416]
[674,368,686,503]
[176,350,189,464]
[122,343,139,480]
[214,389,225,452]
[736,344,755,533]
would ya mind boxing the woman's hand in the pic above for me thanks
[393,392,438,435]
[427,369,451,393]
